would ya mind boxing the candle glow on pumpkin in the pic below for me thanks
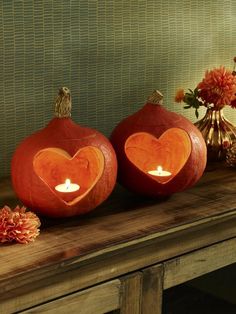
[148,165,171,177]
[55,179,80,193]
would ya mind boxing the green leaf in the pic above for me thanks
[195,109,199,119]
[185,92,193,97]
[193,88,199,96]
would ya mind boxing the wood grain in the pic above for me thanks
[164,236,236,289]
[1,213,236,313]
[19,279,121,314]
[0,167,236,312]
[119,272,142,314]
[142,264,164,314]
[0,169,236,284]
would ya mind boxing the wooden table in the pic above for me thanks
[1,166,236,314]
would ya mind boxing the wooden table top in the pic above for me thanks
[1,165,236,293]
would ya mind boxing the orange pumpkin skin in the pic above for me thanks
[11,89,117,218]
[110,91,207,197]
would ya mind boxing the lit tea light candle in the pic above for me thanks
[148,166,171,177]
[55,179,80,193]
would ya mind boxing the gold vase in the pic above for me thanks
[195,108,236,161]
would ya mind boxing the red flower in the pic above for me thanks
[0,206,41,244]
[231,96,236,109]
[197,67,236,109]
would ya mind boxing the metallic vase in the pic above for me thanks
[195,108,236,161]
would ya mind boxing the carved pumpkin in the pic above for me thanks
[11,87,117,217]
[110,90,207,197]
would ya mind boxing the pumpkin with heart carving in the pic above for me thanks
[110,90,207,196]
[11,87,117,217]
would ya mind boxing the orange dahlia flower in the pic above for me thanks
[197,67,236,110]
[174,58,236,117]
[174,88,185,103]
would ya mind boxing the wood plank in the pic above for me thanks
[1,208,236,295]
[164,236,236,289]
[1,214,236,313]
[1,168,236,312]
[19,279,121,314]
[1,169,236,291]
[119,272,142,314]
[142,264,164,314]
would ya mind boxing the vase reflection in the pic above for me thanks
[195,108,236,162]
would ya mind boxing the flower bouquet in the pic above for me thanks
[175,58,236,162]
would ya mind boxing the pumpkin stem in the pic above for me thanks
[54,87,72,118]
[147,90,163,105]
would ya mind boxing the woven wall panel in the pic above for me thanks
[0,0,236,177]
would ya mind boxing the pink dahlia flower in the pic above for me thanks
[0,206,41,244]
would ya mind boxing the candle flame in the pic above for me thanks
[65,179,71,190]
[147,165,171,177]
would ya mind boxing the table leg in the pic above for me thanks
[141,264,164,314]
[119,272,142,314]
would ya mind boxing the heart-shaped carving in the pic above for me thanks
[125,128,191,184]
[33,146,104,205]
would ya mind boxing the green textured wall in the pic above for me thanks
[0,0,236,177]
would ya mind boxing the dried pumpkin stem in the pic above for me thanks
[147,90,164,105]
[54,87,72,118]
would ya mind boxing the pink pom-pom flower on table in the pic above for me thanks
[0,206,41,244]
